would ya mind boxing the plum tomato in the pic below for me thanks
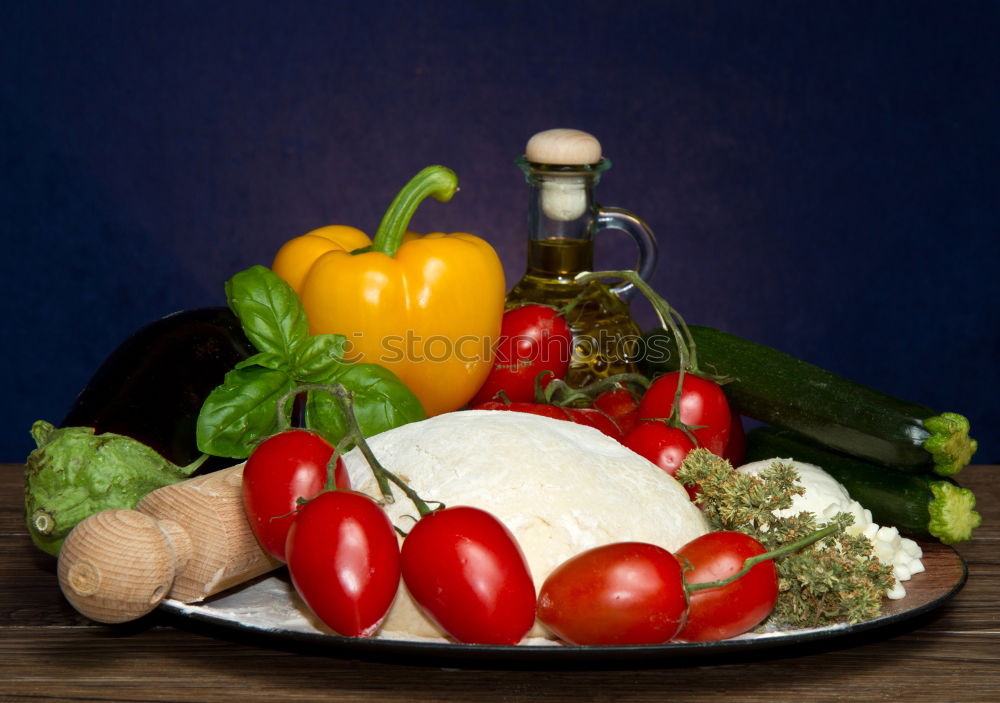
[473,400,568,421]
[285,490,401,637]
[537,542,688,645]
[722,407,746,465]
[637,372,731,455]
[470,304,572,405]
[242,429,350,562]
[473,401,625,442]
[401,506,536,645]
[623,421,698,499]
[591,387,640,435]
[562,406,626,442]
[674,531,778,642]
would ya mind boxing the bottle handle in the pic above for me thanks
[594,207,659,300]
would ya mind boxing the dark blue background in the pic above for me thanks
[2,1,997,462]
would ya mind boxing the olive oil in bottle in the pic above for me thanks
[505,129,658,388]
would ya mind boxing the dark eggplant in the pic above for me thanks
[61,307,255,467]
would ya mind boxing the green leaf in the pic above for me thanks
[291,333,349,382]
[305,363,426,446]
[235,351,288,371]
[225,265,309,363]
[196,365,296,458]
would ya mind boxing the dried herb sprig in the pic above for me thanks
[676,448,895,629]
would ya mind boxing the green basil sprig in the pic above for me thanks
[196,265,426,458]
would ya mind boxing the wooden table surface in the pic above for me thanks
[2,462,996,702]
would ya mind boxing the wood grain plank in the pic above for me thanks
[1,627,999,703]
[0,533,85,627]
[2,464,998,703]
[0,464,26,534]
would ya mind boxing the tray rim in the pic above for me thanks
[159,538,968,663]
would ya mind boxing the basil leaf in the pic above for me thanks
[225,265,308,363]
[235,351,288,371]
[196,365,296,458]
[292,333,348,382]
[305,363,426,446]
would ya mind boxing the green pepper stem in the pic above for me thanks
[371,165,458,257]
[685,522,843,593]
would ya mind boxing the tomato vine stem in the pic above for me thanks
[277,383,437,516]
[684,522,843,593]
[574,270,696,434]
[541,372,650,407]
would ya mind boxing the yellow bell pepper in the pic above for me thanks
[271,165,506,417]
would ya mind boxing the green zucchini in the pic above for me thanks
[744,426,981,544]
[642,326,977,476]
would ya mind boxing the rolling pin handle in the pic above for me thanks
[57,509,185,624]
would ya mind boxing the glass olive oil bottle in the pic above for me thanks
[505,129,658,388]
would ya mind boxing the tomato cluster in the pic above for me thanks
[468,303,630,439]
[473,399,628,442]
[242,430,537,643]
[241,429,351,562]
[624,370,746,493]
[238,307,760,646]
[243,429,779,645]
[471,305,745,476]
[469,303,572,406]
[538,531,778,645]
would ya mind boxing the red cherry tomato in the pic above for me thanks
[638,372,731,455]
[722,408,746,465]
[591,387,640,435]
[470,304,572,405]
[562,407,626,442]
[675,531,778,642]
[537,542,688,645]
[285,490,401,637]
[623,421,698,500]
[401,506,536,644]
[473,401,624,442]
[242,429,351,562]
[474,400,567,421]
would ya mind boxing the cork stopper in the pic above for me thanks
[525,129,602,166]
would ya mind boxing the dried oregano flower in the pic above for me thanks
[676,448,895,629]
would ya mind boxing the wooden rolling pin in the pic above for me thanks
[57,463,282,624]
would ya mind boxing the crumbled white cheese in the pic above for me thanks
[341,410,710,641]
[738,458,924,600]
